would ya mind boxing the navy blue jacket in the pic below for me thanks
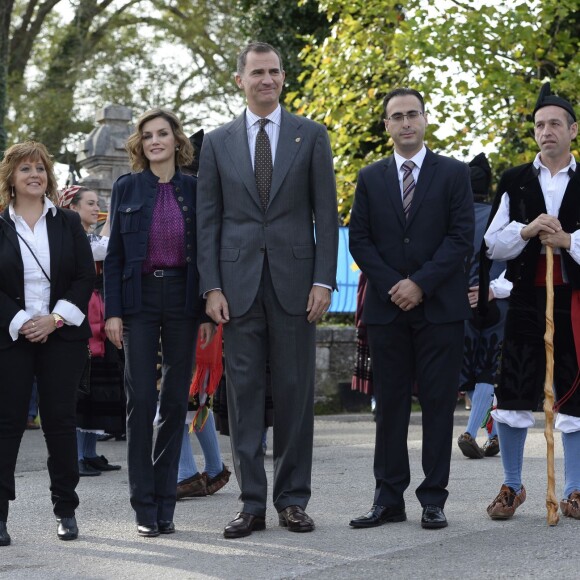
[349,149,474,325]
[104,168,205,319]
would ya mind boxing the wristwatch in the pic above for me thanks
[52,314,65,329]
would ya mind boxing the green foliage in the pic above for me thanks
[4,0,244,164]
[294,0,580,222]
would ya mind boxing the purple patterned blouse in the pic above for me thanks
[142,182,186,274]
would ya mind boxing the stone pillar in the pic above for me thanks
[76,104,133,211]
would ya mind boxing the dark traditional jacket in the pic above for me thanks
[104,168,205,319]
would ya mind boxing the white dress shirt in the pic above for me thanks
[485,154,580,433]
[394,146,427,199]
[8,199,85,340]
[246,105,282,168]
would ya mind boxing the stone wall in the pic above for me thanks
[315,325,356,402]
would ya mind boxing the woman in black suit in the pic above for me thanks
[104,109,214,537]
[0,142,95,546]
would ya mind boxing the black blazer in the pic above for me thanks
[0,206,95,349]
[104,168,205,319]
[349,148,474,325]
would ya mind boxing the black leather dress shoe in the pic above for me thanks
[137,523,160,537]
[278,506,315,532]
[349,505,407,528]
[84,455,122,471]
[421,505,448,529]
[0,521,10,546]
[78,459,101,477]
[56,516,78,541]
[158,520,175,534]
[223,512,266,539]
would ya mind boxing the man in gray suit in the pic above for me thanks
[197,42,338,539]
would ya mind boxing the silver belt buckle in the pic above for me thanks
[153,270,164,278]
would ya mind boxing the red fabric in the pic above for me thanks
[534,254,565,286]
[189,324,223,398]
[87,290,106,358]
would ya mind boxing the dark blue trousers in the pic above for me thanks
[122,276,199,525]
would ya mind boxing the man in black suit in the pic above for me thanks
[348,88,474,529]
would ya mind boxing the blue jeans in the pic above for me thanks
[178,411,222,481]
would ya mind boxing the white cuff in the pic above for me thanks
[491,408,535,428]
[567,231,580,265]
[555,413,580,433]
[90,236,109,261]
[313,283,332,291]
[489,270,512,300]
[53,299,85,327]
[9,310,31,341]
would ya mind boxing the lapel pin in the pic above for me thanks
[295,137,301,143]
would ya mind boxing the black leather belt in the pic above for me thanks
[146,268,186,278]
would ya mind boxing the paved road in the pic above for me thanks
[2,410,576,579]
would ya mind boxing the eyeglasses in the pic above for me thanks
[386,111,424,123]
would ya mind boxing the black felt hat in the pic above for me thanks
[532,82,576,122]
[184,129,204,174]
[468,152,491,202]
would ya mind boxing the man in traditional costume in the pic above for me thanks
[481,83,580,519]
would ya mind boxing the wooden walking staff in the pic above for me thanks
[543,246,559,526]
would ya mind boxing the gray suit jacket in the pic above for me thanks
[197,108,338,317]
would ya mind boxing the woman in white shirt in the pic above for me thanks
[0,142,95,546]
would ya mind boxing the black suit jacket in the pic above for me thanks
[0,207,95,349]
[349,148,474,325]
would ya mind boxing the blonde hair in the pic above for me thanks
[126,108,193,171]
[0,141,59,208]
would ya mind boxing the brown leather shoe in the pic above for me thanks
[457,432,484,459]
[278,505,315,532]
[205,464,231,495]
[487,484,526,519]
[483,435,500,457]
[223,512,266,539]
[560,491,580,519]
[176,472,207,500]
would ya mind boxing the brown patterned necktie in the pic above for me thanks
[402,160,416,219]
[255,118,273,212]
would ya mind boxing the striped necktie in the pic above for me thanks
[402,160,416,219]
[255,118,273,212]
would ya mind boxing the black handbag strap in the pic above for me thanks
[0,214,52,283]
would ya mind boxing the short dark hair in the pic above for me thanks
[383,88,425,119]
[236,42,284,75]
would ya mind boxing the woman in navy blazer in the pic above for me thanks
[104,109,214,537]
[0,142,95,546]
